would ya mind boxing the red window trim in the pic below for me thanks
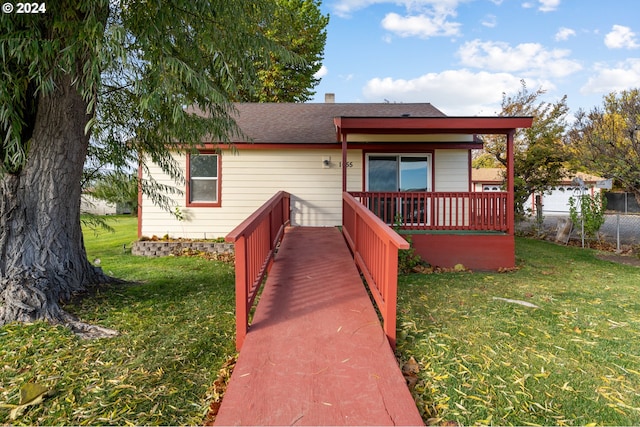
[186,151,222,208]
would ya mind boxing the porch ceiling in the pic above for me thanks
[334,116,534,135]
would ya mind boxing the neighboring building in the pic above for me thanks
[139,101,532,270]
[472,167,602,215]
[81,193,117,215]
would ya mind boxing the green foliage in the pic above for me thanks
[566,88,640,205]
[1,0,108,175]
[397,234,423,274]
[2,0,308,191]
[236,0,329,102]
[483,81,570,220]
[394,214,424,274]
[568,192,607,243]
[90,172,138,214]
[471,153,503,169]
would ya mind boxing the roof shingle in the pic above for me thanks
[223,103,446,144]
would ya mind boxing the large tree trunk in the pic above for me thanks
[0,75,117,338]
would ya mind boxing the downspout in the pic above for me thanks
[506,130,515,235]
[342,132,348,192]
[137,153,143,238]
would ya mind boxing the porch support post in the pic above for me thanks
[341,132,348,192]
[506,130,515,234]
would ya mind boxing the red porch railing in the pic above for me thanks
[349,191,509,232]
[226,191,291,350]
[342,192,410,349]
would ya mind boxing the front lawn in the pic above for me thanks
[398,238,640,425]
[1,218,639,425]
[1,216,236,425]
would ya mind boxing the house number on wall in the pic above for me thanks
[339,161,354,168]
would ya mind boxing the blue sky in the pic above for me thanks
[311,0,640,117]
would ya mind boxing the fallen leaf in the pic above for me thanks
[402,356,420,375]
[8,383,53,420]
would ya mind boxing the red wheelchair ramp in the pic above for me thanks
[214,227,423,426]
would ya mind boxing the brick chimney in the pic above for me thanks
[325,93,335,103]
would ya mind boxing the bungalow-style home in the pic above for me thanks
[471,167,603,215]
[138,99,532,270]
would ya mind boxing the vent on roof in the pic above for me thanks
[325,93,335,103]
[401,113,410,117]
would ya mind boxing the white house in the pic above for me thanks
[471,167,603,215]
[138,101,533,270]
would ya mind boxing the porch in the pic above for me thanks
[349,190,515,270]
[348,191,511,232]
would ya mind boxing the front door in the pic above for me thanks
[366,154,432,225]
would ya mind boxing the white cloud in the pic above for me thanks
[362,69,542,115]
[538,0,560,12]
[604,25,639,49]
[522,0,560,12]
[457,39,582,78]
[339,73,355,81]
[381,12,461,38]
[331,0,382,18]
[481,14,497,28]
[314,65,328,79]
[332,0,462,18]
[581,59,640,94]
[330,0,467,40]
[555,27,575,41]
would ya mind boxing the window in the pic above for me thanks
[366,154,432,225]
[366,154,431,192]
[187,152,221,207]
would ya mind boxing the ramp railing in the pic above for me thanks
[342,192,409,349]
[226,191,291,350]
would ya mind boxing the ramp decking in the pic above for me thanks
[214,227,423,426]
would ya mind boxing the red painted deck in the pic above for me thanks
[214,227,423,426]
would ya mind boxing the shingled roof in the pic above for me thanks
[223,103,446,144]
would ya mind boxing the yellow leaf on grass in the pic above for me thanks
[19,383,50,405]
[9,383,53,420]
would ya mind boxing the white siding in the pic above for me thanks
[434,149,469,192]
[81,194,117,215]
[140,149,362,239]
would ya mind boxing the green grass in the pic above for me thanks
[397,238,640,426]
[2,218,640,425]
[0,216,236,425]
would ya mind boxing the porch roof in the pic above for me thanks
[334,116,534,136]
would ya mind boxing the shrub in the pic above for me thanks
[568,192,607,244]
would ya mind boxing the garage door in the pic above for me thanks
[542,186,582,214]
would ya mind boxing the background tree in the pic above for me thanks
[483,82,570,219]
[0,1,303,335]
[566,88,640,204]
[88,171,138,215]
[471,152,503,169]
[235,0,328,102]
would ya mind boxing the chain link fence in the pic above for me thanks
[518,213,640,250]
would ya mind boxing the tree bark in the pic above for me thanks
[0,75,117,338]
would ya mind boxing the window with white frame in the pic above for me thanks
[188,152,220,206]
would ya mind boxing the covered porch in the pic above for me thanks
[335,116,533,270]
